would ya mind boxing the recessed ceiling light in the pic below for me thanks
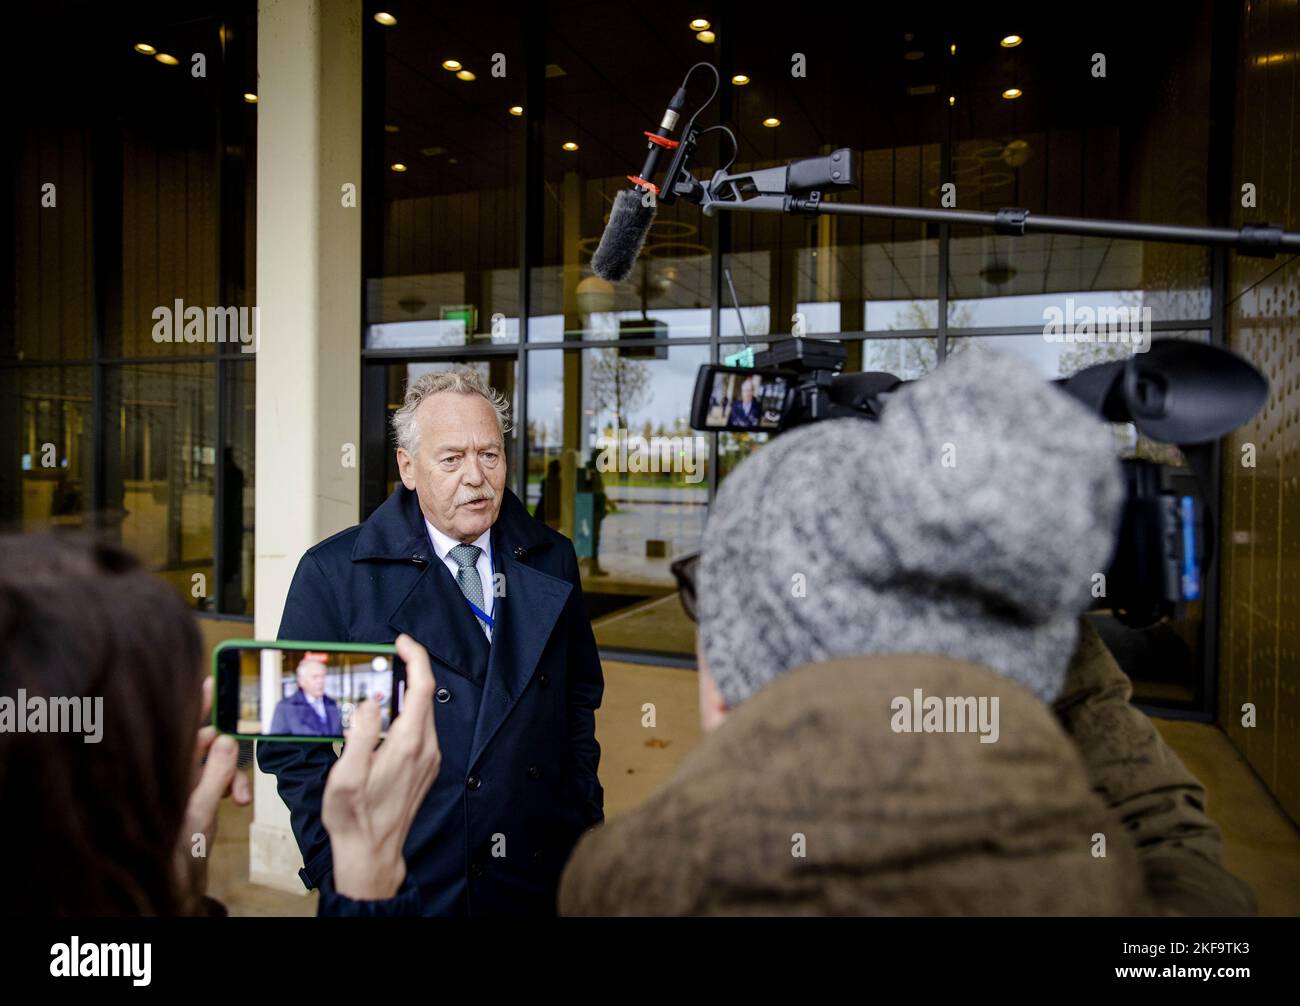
[456,69,476,81]
[442,59,462,71]
[696,29,716,43]
[1001,34,1022,47]
[384,123,400,133]
[133,43,156,55]
[243,93,258,104]
[374,12,397,26]
[562,141,579,151]
[762,116,780,127]
[950,43,956,55]
[690,18,711,30]
[155,53,179,65]
[391,162,407,172]
[509,105,524,116]
[731,74,750,85]
[1001,87,1023,99]
[948,95,956,106]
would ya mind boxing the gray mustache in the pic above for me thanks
[454,485,498,507]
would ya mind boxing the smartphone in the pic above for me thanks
[212,640,407,742]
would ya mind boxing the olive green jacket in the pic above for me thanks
[559,620,1256,916]
[1053,620,1256,916]
[560,653,1148,916]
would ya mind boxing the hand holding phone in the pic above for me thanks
[322,634,441,901]
[176,675,252,909]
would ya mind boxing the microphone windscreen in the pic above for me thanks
[591,189,656,282]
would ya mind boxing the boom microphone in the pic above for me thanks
[592,190,656,282]
[591,65,717,282]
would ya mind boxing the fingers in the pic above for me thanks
[188,733,240,838]
[323,699,381,838]
[230,766,253,806]
[193,673,218,787]
[192,724,218,789]
[200,674,213,724]
[393,634,436,725]
[332,698,381,787]
[198,676,250,805]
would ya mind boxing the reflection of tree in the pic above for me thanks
[589,348,652,430]
[526,418,561,450]
[719,431,766,480]
[866,301,975,377]
[1056,339,1131,378]
[1054,290,1145,378]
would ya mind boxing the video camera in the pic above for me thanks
[689,336,1269,628]
[605,63,1289,630]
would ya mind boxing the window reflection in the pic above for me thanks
[106,364,217,609]
[947,234,1211,327]
[1,368,94,529]
[527,345,709,656]
[948,328,1209,379]
[220,362,255,614]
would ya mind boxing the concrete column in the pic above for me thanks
[250,0,362,893]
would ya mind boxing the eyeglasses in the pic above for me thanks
[669,552,700,624]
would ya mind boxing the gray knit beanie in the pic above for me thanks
[697,348,1125,708]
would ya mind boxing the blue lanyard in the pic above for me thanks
[462,544,495,630]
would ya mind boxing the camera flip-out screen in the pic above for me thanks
[691,365,797,433]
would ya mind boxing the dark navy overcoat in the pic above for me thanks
[256,485,604,916]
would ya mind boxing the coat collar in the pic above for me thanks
[351,485,551,564]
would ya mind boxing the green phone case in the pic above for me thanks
[210,638,400,743]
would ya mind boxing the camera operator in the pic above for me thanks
[558,349,1254,916]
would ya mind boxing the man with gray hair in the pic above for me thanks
[258,367,605,916]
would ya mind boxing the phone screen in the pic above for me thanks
[213,641,406,742]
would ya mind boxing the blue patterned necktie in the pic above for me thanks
[449,543,489,632]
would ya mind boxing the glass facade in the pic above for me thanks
[358,1,1221,677]
[1,3,258,615]
[3,1,1232,706]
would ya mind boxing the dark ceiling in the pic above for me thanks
[373,0,1215,201]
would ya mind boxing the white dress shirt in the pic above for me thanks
[424,519,495,640]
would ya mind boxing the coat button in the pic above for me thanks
[467,775,481,790]
[513,546,526,559]
[435,687,451,703]
[469,863,484,879]
[527,765,541,780]
[538,673,550,688]
[532,849,543,862]
[411,554,427,565]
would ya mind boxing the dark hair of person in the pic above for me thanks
[0,534,204,915]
